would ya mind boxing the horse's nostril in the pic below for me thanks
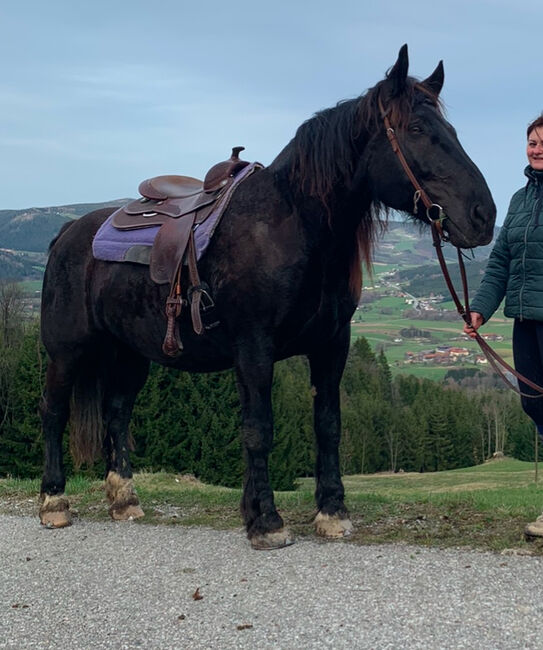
[472,201,496,225]
[470,203,496,245]
[471,204,485,223]
[471,204,494,232]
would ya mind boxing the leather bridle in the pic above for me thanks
[379,96,543,397]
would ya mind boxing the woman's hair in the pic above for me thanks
[527,113,543,138]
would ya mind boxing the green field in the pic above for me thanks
[19,280,43,295]
[2,458,543,553]
[352,291,512,380]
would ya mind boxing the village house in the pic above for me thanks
[449,347,470,359]
[404,345,472,365]
[481,333,504,342]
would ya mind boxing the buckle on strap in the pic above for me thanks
[426,203,446,225]
[188,284,215,311]
[427,203,449,242]
[187,283,220,331]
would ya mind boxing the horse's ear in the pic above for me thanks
[421,61,444,97]
[383,44,409,100]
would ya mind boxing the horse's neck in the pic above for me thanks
[270,136,372,215]
[269,141,371,284]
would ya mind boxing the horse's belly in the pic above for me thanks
[106,315,235,371]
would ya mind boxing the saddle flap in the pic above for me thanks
[149,213,197,284]
[112,195,219,229]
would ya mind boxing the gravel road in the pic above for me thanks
[1,514,542,649]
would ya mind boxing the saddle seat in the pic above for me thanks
[138,174,204,201]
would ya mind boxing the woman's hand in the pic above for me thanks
[463,312,484,339]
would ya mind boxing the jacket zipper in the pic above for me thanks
[519,186,539,320]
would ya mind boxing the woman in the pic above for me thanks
[464,113,543,536]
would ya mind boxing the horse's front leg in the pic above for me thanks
[308,324,353,538]
[235,340,294,550]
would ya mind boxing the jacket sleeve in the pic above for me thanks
[469,215,511,322]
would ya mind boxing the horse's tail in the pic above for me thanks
[69,350,107,467]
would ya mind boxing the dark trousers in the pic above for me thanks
[513,319,543,425]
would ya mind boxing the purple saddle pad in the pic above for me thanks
[92,162,260,265]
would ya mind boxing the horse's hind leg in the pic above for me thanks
[236,340,294,550]
[40,357,78,527]
[308,325,353,538]
[102,346,150,521]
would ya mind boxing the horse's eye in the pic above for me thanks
[409,125,423,134]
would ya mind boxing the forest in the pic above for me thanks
[0,280,538,491]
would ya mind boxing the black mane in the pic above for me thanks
[288,76,443,280]
[291,76,443,210]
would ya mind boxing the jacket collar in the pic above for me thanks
[525,165,543,185]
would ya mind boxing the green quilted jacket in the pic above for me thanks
[470,166,543,322]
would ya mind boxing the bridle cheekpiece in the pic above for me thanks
[378,96,448,241]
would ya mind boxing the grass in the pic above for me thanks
[2,458,543,554]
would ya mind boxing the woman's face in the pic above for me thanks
[527,127,543,171]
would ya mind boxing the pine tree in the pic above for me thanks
[270,357,314,490]
[0,322,46,477]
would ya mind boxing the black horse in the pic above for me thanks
[39,46,495,549]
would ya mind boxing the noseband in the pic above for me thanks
[378,96,543,398]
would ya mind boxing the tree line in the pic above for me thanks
[0,282,538,491]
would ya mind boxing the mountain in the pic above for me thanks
[0,200,130,280]
[373,220,495,266]
[0,200,130,254]
[0,249,44,280]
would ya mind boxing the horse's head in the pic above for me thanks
[362,45,496,248]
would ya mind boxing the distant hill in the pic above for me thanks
[373,220,495,266]
[0,249,44,280]
[394,258,488,298]
[0,200,129,254]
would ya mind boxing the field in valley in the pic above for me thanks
[353,263,513,380]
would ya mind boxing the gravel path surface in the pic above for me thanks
[1,514,542,649]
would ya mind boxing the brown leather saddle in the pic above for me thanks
[112,147,256,357]
[113,146,250,230]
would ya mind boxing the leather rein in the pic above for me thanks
[379,97,543,398]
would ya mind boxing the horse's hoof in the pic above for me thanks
[250,528,295,550]
[314,512,353,538]
[109,504,145,521]
[41,510,72,528]
[39,494,72,528]
[525,515,543,539]
[105,471,143,521]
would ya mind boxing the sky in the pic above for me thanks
[1,0,541,225]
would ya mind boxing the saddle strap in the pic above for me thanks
[162,228,207,356]
[163,266,184,356]
[187,230,204,336]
